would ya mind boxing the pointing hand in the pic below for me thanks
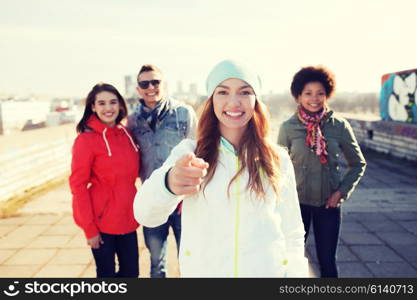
[167,153,209,195]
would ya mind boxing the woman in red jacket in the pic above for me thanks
[70,83,140,277]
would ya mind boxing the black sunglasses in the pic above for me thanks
[138,79,161,89]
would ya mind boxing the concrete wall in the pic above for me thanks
[0,124,76,205]
[0,101,50,135]
[347,117,417,161]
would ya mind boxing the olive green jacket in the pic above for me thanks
[277,111,366,207]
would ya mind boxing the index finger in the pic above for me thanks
[190,157,209,169]
[175,152,196,167]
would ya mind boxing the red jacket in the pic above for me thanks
[70,115,140,238]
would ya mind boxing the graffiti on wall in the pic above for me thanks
[380,69,417,123]
[348,118,417,139]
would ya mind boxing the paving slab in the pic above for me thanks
[24,214,63,225]
[390,245,417,262]
[340,232,384,245]
[4,225,48,240]
[0,225,17,238]
[48,249,93,265]
[340,221,368,233]
[26,235,72,249]
[375,232,417,246]
[0,250,15,264]
[55,215,74,225]
[360,219,407,232]
[34,265,86,278]
[342,212,390,222]
[80,264,96,278]
[4,249,57,265]
[18,184,72,215]
[42,224,79,236]
[350,245,405,262]
[0,265,41,277]
[0,216,32,225]
[398,220,417,236]
[366,262,417,278]
[0,225,49,249]
[0,237,31,250]
[338,262,374,278]
[387,212,417,221]
[65,233,87,248]
[337,246,359,262]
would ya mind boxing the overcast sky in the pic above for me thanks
[1,0,416,98]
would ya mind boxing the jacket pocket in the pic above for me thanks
[91,185,111,222]
[97,199,110,221]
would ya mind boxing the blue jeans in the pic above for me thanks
[143,211,181,278]
[300,204,341,278]
[91,231,139,278]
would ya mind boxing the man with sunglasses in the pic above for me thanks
[127,64,197,278]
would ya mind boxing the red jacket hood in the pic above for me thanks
[87,114,119,134]
[86,115,138,156]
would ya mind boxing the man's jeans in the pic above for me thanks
[143,211,181,278]
[300,204,341,278]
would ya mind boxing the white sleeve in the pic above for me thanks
[276,148,309,277]
[134,139,195,227]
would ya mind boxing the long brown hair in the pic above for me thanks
[195,96,281,199]
[76,83,128,133]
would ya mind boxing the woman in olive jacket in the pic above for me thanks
[278,66,366,277]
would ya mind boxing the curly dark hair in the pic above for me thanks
[290,66,336,100]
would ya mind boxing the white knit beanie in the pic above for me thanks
[206,60,262,97]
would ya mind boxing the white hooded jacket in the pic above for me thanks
[134,138,309,277]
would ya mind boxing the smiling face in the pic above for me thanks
[92,91,121,127]
[297,81,328,113]
[212,78,256,146]
[136,70,164,108]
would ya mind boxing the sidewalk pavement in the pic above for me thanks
[307,150,417,277]
[0,149,416,278]
[0,184,180,278]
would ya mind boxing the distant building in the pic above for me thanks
[124,75,137,99]
[173,81,201,106]
[189,83,198,96]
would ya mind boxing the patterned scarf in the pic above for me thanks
[297,105,328,164]
[137,99,168,131]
